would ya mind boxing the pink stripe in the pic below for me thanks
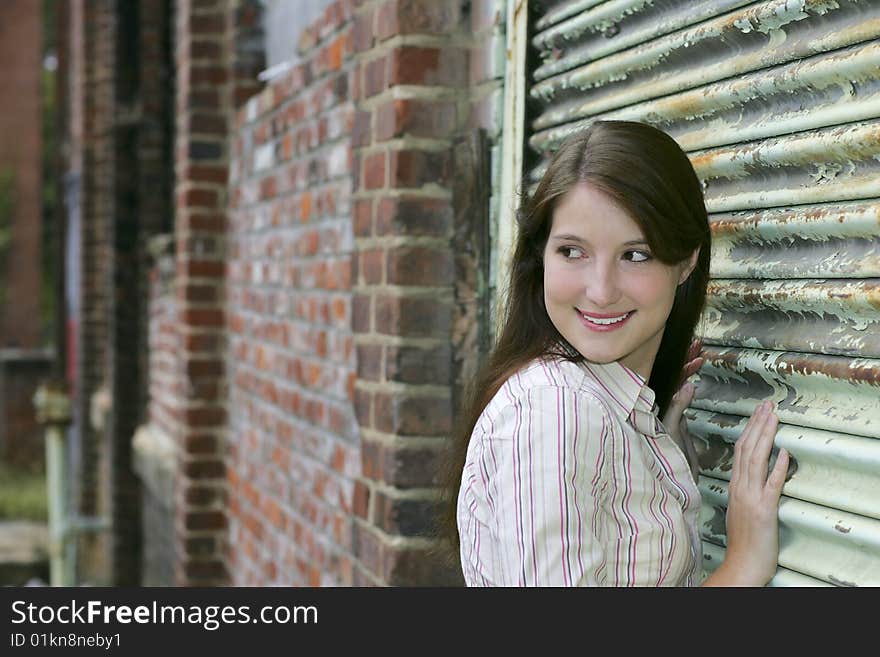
[572,394,585,581]
[526,389,538,583]
[556,387,570,585]
[623,436,639,585]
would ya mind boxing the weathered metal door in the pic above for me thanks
[524,0,880,586]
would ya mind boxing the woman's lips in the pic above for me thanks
[575,308,635,332]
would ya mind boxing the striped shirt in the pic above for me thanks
[456,355,702,586]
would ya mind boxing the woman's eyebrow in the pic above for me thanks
[549,234,649,246]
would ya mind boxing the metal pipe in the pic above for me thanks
[33,382,109,586]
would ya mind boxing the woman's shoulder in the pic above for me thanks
[487,355,614,415]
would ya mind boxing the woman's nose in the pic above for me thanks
[585,262,622,308]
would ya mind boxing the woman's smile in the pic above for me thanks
[576,308,636,331]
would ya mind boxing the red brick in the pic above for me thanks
[352,109,371,147]
[190,13,225,35]
[185,485,224,506]
[184,537,217,557]
[372,489,438,536]
[184,407,227,428]
[352,8,375,54]
[384,544,463,586]
[389,46,464,87]
[184,510,227,531]
[353,480,370,519]
[180,187,219,208]
[375,294,451,338]
[389,149,449,188]
[377,196,451,237]
[185,165,229,184]
[190,40,222,60]
[374,391,451,436]
[186,359,223,377]
[387,245,452,286]
[355,343,382,381]
[381,443,445,488]
[184,434,218,454]
[184,561,228,580]
[362,151,386,190]
[385,344,450,385]
[354,387,372,428]
[375,98,457,140]
[362,56,387,98]
[181,284,219,303]
[179,259,225,278]
[353,198,372,236]
[376,0,461,41]
[359,249,384,285]
[182,309,224,327]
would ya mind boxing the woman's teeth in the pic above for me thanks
[582,312,631,325]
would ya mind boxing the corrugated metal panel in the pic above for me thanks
[525,0,880,585]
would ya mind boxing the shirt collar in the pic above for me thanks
[579,360,662,437]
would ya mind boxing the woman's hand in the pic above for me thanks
[705,400,789,586]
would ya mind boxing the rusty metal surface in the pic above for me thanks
[687,408,880,520]
[710,202,880,279]
[701,279,880,357]
[699,478,880,586]
[530,39,880,154]
[693,120,880,212]
[692,345,880,428]
[533,0,753,81]
[531,119,880,208]
[531,0,880,132]
[690,346,880,439]
[534,0,608,32]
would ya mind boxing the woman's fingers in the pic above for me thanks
[732,401,769,485]
[747,405,778,487]
[687,339,703,362]
[683,356,703,378]
[766,448,789,495]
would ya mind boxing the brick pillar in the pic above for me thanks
[171,0,233,586]
[350,0,468,586]
[170,0,264,586]
[74,0,116,585]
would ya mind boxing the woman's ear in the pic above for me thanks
[678,246,701,285]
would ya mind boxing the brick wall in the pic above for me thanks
[223,0,505,586]
[75,0,505,587]
[227,1,359,586]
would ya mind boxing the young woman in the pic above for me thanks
[441,120,789,586]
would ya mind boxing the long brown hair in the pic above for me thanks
[436,120,711,561]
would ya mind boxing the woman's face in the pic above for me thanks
[542,183,699,380]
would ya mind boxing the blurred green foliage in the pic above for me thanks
[0,461,48,521]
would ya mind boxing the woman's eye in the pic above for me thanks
[559,246,584,259]
[625,250,652,263]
